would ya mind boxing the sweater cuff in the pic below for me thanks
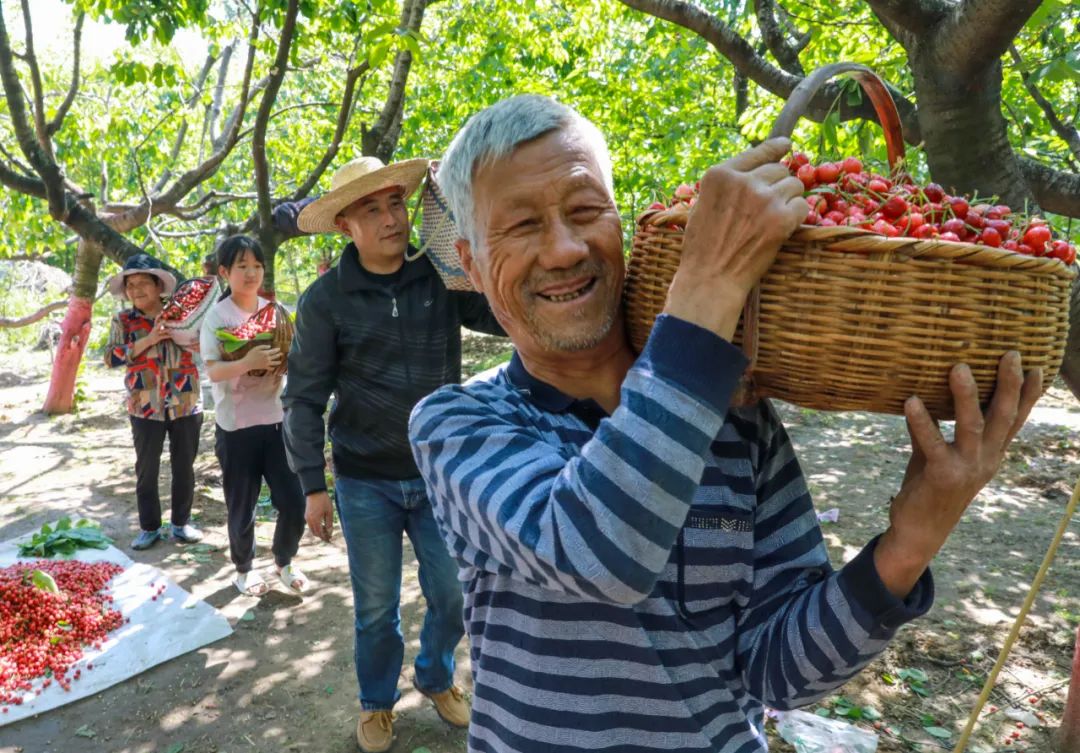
[637,314,748,416]
[838,535,934,634]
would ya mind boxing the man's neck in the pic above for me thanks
[518,336,636,416]
[355,244,405,276]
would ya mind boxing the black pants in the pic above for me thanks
[129,413,203,532]
[214,423,305,573]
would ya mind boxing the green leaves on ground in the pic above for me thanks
[882,667,931,697]
[816,696,882,721]
[18,518,113,558]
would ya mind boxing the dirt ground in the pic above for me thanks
[0,332,1078,753]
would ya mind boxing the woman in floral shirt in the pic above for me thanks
[104,254,204,551]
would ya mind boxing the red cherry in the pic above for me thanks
[815,162,841,184]
[796,164,817,189]
[1022,225,1052,252]
[880,195,908,219]
[841,157,862,174]
[941,219,966,236]
[924,183,945,202]
[948,197,970,219]
[980,228,1002,247]
[939,231,961,242]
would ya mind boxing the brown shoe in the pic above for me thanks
[414,680,470,728]
[356,710,394,753]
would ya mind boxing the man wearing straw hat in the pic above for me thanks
[281,155,503,752]
[407,95,1044,753]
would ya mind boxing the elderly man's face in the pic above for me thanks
[334,186,409,269]
[462,129,624,355]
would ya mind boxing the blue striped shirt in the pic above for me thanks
[409,314,933,753]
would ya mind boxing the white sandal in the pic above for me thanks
[234,570,269,596]
[277,564,310,594]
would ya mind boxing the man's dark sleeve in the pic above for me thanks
[282,283,337,494]
[453,290,506,336]
[272,198,317,240]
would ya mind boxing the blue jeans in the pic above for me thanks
[334,475,465,710]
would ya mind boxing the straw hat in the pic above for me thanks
[107,253,177,298]
[297,156,430,234]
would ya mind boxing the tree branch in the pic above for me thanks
[109,12,261,233]
[152,52,217,193]
[0,298,68,329]
[1019,157,1080,218]
[253,0,300,233]
[753,0,804,75]
[207,41,236,148]
[0,140,34,177]
[362,0,435,160]
[940,0,1041,78]
[862,0,952,36]
[1009,45,1080,163]
[45,12,83,137]
[0,157,46,197]
[617,0,923,143]
[290,62,370,200]
[17,0,50,158]
[0,4,66,219]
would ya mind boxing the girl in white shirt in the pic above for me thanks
[200,235,309,596]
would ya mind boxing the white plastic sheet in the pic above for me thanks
[0,537,233,727]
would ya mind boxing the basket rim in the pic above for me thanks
[635,207,1077,279]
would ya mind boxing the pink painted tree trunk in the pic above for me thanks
[41,295,92,414]
[42,240,104,414]
[1057,627,1080,753]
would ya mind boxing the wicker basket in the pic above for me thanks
[623,63,1076,420]
[217,302,294,378]
[406,161,474,291]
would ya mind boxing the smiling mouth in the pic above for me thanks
[537,277,597,303]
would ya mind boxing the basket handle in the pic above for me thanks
[768,61,902,166]
[405,162,440,263]
[731,64,906,405]
[768,62,905,169]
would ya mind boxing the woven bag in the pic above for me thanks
[623,62,1076,420]
[216,301,294,378]
[406,161,474,291]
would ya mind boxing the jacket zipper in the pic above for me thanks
[390,287,412,386]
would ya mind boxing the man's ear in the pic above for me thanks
[456,238,484,292]
[333,214,350,237]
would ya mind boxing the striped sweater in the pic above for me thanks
[409,314,933,753]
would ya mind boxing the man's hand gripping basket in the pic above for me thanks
[623,62,1076,420]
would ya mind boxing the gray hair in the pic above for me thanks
[439,94,613,247]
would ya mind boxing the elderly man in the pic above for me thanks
[281,156,504,752]
[408,95,1042,753]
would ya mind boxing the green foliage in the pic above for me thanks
[882,666,931,697]
[0,0,1074,297]
[17,516,112,558]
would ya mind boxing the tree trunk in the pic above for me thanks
[257,225,281,300]
[1058,627,1080,753]
[42,239,102,414]
[1062,277,1080,403]
[908,57,1037,212]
